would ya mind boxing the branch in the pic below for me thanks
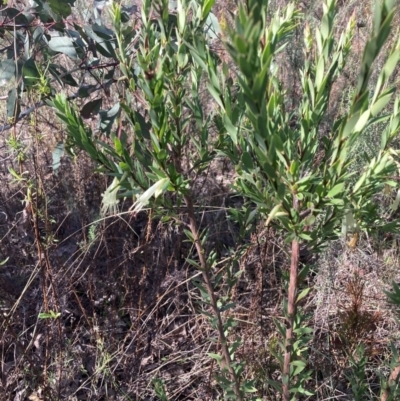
[282,196,300,401]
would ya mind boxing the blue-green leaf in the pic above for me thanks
[49,36,79,60]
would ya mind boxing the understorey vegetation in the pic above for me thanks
[2,0,400,400]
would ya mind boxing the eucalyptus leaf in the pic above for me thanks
[84,24,116,58]
[52,141,65,172]
[0,60,15,84]
[48,64,78,87]
[77,84,99,98]
[49,36,79,60]
[99,103,121,135]
[1,8,29,25]
[33,26,48,45]
[81,98,102,119]
[6,88,19,120]
[204,12,221,40]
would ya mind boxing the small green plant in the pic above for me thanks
[151,377,170,401]
[38,310,61,319]
[6,135,26,164]
[88,221,99,243]
[345,344,369,400]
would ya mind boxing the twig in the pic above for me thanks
[282,196,300,401]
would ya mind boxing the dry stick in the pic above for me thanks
[282,197,300,401]
[169,108,242,394]
[30,200,50,393]
[29,142,60,398]
[34,139,64,401]
[183,194,242,401]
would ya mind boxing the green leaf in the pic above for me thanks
[290,160,299,176]
[374,42,400,99]
[296,288,310,304]
[327,183,345,197]
[192,280,209,299]
[186,258,200,268]
[207,353,223,362]
[262,161,278,182]
[326,198,344,206]
[207,82,224,109]
[202,0,215,21]
[241,152,254,171]
[315,57,325,90]
[371,88,394,116]
[298,232,312,241]
[253,62,270,100]
[241,381,257,393]
[353,109,371,133]
[188,48,208,70]
[223,115,238,144]
[265,204,285,226]
[352,172,367,194]
[291,360,306,376]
